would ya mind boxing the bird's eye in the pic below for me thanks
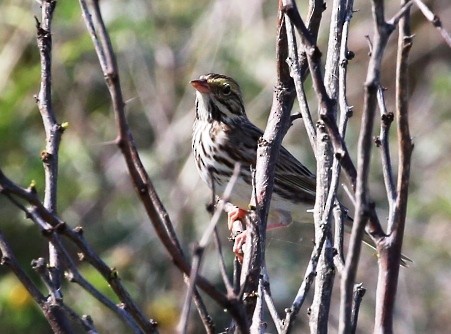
[222,84,231,95]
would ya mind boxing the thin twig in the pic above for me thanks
[412,0,451,47]
[261,268,282,333]
[285,19,317,154]
[376,86,396,205]
[249,277,265,333]
[0,231,75,333]
[178,164,241,334]
[333,2,355,276]
[0,168,157,333]
[338,5,354,138]
[388,1,413,26]
[332,203,346,272]
[31,257,60,303]
[64,228,157,333]
[53,234,143,333]
[29,256,101,333]
[191,289,216,334]
[284,0,346,330]
[213,227,233,293]
[0,232,46,305]
[32,253,103,333]
[61,306,99,334]
[35,0,65,306]
[281,227,327,333]
[179,251,204,334]
[350,283,366,334]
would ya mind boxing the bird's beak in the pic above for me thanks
[190,79,210,94]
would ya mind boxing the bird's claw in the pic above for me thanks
[227,208,247,230]
[230,230,247,263]
[227,207,248,262]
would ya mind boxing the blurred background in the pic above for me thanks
[0,0,450,333]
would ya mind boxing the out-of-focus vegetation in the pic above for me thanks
[0,0,450,332]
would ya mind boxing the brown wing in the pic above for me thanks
[228,118,316,204]
[274,145,316,204]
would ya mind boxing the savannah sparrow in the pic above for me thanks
[191,73,316,234]
[190,73,409,264]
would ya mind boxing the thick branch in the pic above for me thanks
[241,3,296,326]
[374,1,413,332]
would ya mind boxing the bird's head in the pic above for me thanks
[191,73,246,123]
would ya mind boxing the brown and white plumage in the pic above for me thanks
[190,73,412,266]
[191,73,317,227]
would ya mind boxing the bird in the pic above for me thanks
[190,73,410,265]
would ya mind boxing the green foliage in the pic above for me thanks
[0,275,49,333]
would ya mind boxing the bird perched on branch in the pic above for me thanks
[190,73,410,266]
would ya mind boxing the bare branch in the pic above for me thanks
[237,211,261,328]
[31,257,61,304]
[178,163,241,334]
[35,0,66,306]
[376,87,397,205]
[260,269,282,332]
[332,204,346,272]
[0,231,74,333]
[249,278,265,333]
[0,232,46,305]
[77,0,245,324]
[282,227,327,332]
[213,227,233,294]
[412,0,451,47]
[285,20,317,153]
[339,0,399,331]
[0,169,157,333]
[36,0,60,212]
[284,0,349,329]
[61,308,99,334]
[338,6,354,138]
[31,256,102,333]
[243,2,296,327]
[375,1,414,331]
[351,283,366,334]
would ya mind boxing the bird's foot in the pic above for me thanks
[227,207,247,262]
[227,207,247,230]
[232,231,247,263]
